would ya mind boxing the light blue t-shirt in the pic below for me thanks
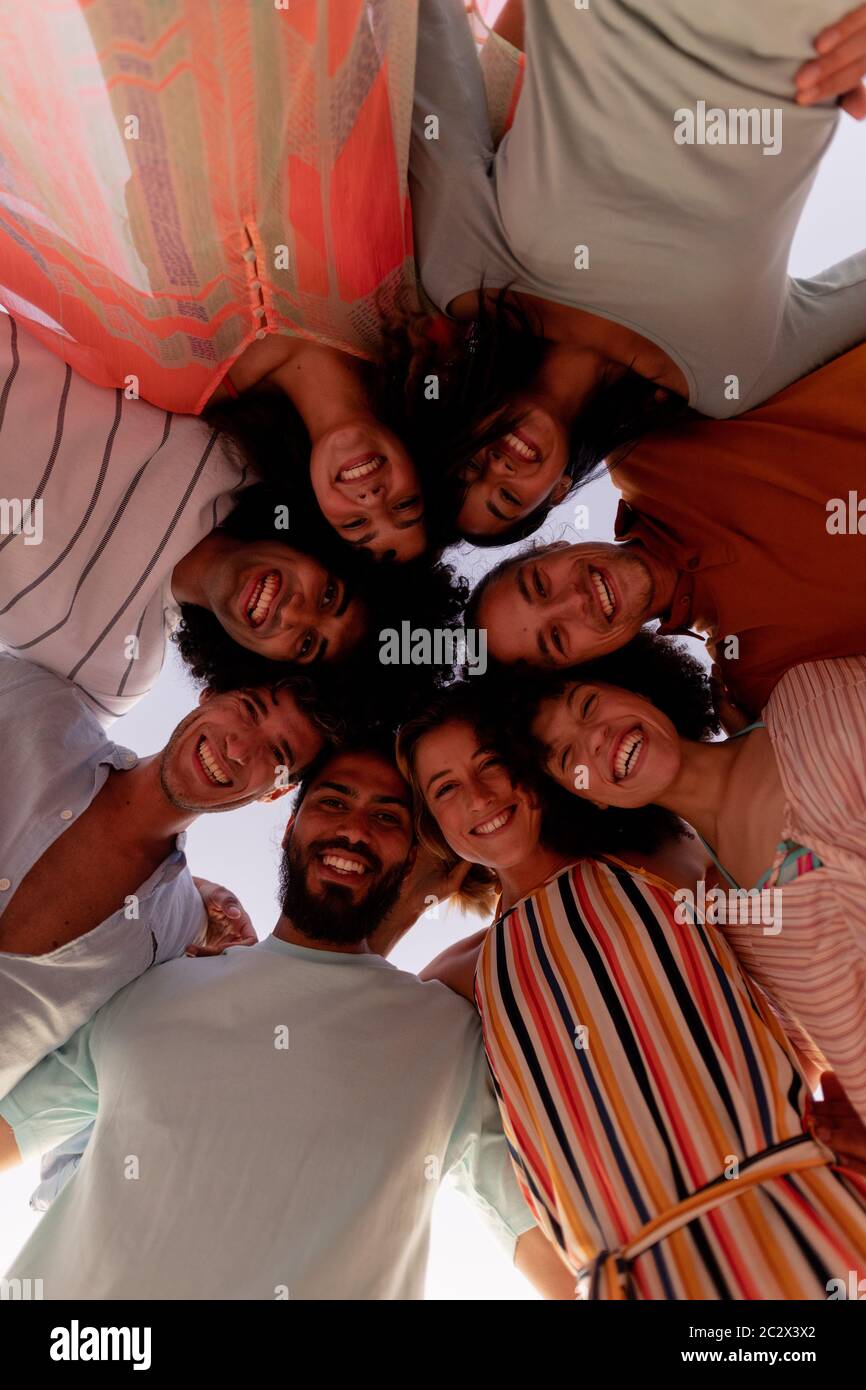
[1,936,535,1300]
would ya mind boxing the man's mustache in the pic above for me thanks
[306,836,382,877]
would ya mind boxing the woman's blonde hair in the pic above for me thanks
[396,688,502,919]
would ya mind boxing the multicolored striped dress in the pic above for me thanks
[475,858,866,1299]
[0,0,417,413]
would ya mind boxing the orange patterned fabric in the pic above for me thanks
[0,1,418,413]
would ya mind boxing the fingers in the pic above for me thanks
[841,82,866,118]
[207,888,243,921]
[819,1070,849,1103]
[797,3,866,105]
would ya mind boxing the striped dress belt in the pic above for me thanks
[574,1133,834,1300]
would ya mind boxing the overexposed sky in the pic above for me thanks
[1,58,865,1298]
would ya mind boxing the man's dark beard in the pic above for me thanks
[278,837,407,945]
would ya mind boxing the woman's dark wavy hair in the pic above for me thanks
[382,289,691,550]
[172,482,471,725]
[202,317,445,559]
[495,630,720,853]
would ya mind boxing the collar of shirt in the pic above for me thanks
[0,656,190,920]
[613,500,734,638]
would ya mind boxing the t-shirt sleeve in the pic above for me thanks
[409,0,496,311]
[758,251,866,403]
[0,1018,99,1164]
[443,1037,536,1259]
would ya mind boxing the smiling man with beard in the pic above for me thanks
[0,652,335,1097]
[0,743,573,1301]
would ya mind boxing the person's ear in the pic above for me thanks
[550,475,572,506]
[280,811,295,850]
[198,688,214,706]
[259,783,295,806]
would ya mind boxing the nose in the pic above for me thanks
[466,773,498,815]
[488,451,516,477]
[355,481,385,502]
[279,589,309,628]
[587,721,608,762]
[224,729,250,767]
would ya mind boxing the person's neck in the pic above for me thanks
[272,913,372,955]
[267,342,374,444]
[171,530,238,608]
[520,294,689,399]
[498,845,573,914]
[628,539,680,619]
[656,737,747,856]
[102,754,198,855]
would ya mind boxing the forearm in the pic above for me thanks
[492,0,524,50]
[514,1226,577,1299]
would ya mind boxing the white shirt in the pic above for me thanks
[1,937,534,1300]
[0,313,249,723]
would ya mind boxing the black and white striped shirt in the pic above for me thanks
[0,314,250,723]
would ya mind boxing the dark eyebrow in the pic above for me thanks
[371,794,411,810]
[244,688,268,716]
[537,628,549,661]
[485,500,509,522]
[317,780,355,798]
[312,636,328,664]
[425,767,452,793]
[335,584,350,618]
[516,566,531,605]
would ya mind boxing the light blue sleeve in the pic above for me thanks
[752,251,866,404]
[443,1037,536,1259]
[0,1017,99,1165]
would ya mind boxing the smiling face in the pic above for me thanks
[531,681,682,808]
[289,750,414,906]
[310,422,427,562]
[159,685,326,813]
[477,541,657,668]
[456,402,570,537]
[413,720,542,872]
[207,540,367,665]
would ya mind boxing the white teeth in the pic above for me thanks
[591,568,615,620]
[338,456,383,483]
[198,737,230,786]
[613,729,643,781]
[248,572,279,627]
[504,431,538,461]
[321,854,367,876]
[473,808,513,836]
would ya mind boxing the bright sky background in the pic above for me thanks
[1,28,865,1298]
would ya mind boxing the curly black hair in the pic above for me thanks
[172,482,471,730]
[490,630,720,854]
[382,289,691,550]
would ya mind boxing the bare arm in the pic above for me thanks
[0,1115,22,1174]
[515,1227,577,1299]
[492,0,524,51]
[420,928,488,1001]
